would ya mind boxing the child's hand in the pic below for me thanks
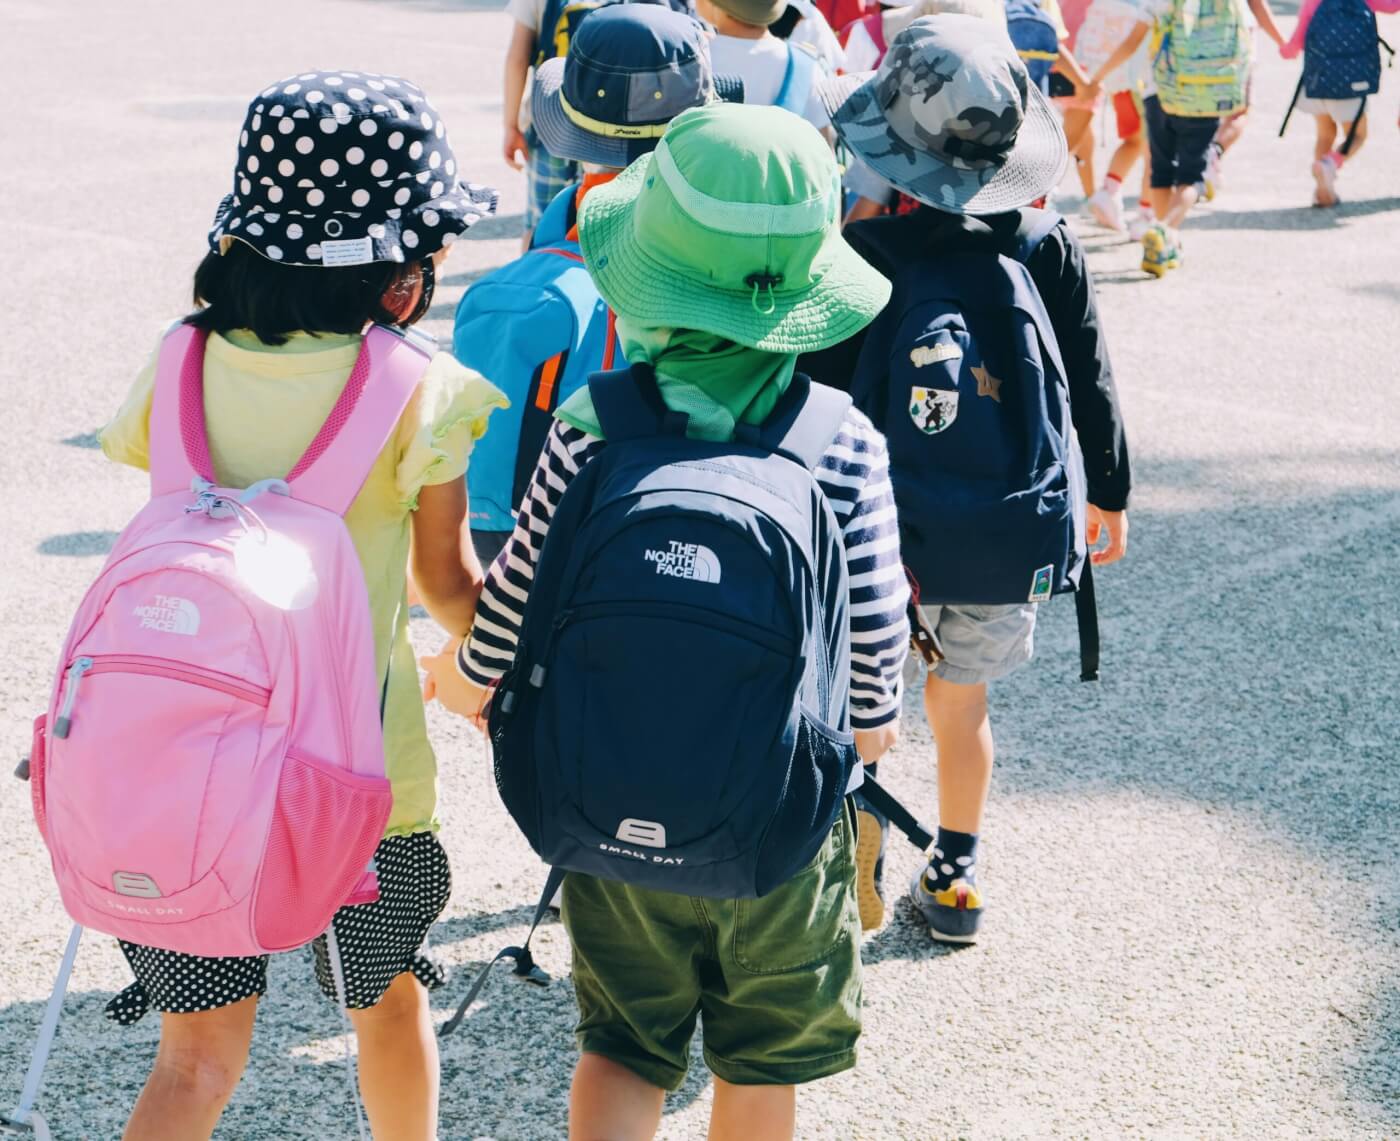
[1087,505,1129,566]
[1279,40,1300,58]
[503,126,529,171]
[855,722,899,766]
[420,638,491,731]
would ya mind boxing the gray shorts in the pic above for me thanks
[920,602,1038,686]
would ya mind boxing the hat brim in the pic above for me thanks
[576,155,892,354]
[209,180,498,267]
[533,59,744,169]
[819,69,1067,215]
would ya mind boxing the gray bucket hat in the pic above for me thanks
[819,14,1067,215]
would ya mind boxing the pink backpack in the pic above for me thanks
[29,323,429,958]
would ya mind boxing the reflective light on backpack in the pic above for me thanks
[234,529,319,611]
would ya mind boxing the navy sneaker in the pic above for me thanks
[853,793,890,932]
[909,863,983,944]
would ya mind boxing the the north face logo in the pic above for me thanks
[643,541,722,584]
[132,595,201,636]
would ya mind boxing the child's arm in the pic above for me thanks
[410,480,483,638]
[832,416,910,763]
[503,21,536,171]
[422,422,602,720]
[1054,43,1094,92]
[1087,20,1151,88]
[1033,223,1131,565]
[1248,0,1286,49]
[1280,0,1321,55]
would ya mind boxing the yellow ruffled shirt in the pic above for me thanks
[101,327,508,837]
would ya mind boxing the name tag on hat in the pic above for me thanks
[320,237,374,266]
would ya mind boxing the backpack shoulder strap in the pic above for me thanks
[285,325,433,516]
[776,42,820,113]
[588,364,685,443]
[1011,207,1065,264]
[753,374,852,471]
[149,322,215,497]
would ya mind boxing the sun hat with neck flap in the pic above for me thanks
[574,102,892,354]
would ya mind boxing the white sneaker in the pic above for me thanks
[1088,187,1126,231]
[1127,208,1154,241]
[1312,155,1339,207]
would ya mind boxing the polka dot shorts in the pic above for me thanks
[106,832,451,1024]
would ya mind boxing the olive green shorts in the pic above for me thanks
[561,808,862,1091]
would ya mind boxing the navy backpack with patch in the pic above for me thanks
[1003,0,1061,93]
[849,209,1096,672]
[488,364,858,900]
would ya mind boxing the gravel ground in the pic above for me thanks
[1,1,1397,1137]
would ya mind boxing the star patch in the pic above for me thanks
[972,365,1002,403]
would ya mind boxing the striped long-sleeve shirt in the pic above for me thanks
[459,410,910,729]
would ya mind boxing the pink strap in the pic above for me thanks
[149,324,216,496]
[287,327,430,517]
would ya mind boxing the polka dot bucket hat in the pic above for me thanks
[210,70,498,267]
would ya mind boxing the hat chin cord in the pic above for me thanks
[744,271,783,316]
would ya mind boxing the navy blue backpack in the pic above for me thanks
[1003,0,1062,94]
[485,363,859,901]
[849,209,1098,676]
[1280,0,1393,152]
[1303,0,1390,98]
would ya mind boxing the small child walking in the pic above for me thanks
[426,104,910,1141]
[1280,0,1400,206]
[99,72,505,1141]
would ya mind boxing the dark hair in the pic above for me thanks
[186,240,435,345]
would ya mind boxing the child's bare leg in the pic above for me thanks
[123,999,258,1141]
[1107,131,1145,183]
[1337,113,1368,160]
[709,1078,796,1141]
[1215,108,1247,154]
[1313,113,1338,161]
[570,1053,666,1141]
[1064,108,1096,195]
[1163,183,1199,230]
[925,675,993,833]
[348,972,439,1141]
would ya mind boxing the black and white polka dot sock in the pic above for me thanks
[925,827,978,895]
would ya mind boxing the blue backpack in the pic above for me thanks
[1302,0,1391,98]
[452,187,616,534]
[1003,0,1061,93]
[488,364,858,900]
[849,210,1095,663]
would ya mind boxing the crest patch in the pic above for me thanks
[910,386,959,435]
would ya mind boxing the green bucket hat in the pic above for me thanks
[576,104,892,354]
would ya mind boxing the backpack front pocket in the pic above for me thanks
[253,750,392,951]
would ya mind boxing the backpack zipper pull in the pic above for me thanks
[53,657,94,739]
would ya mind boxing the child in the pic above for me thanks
[697,0,833,129]
[1280,0,1400,207]
[457,3,742,568]
[425,104,909,1140]
[1087,0,1283,274]
[803,16,1131,941]
[1074,0,1154,230]
[502,0,580,242]
[98,72,506,1141]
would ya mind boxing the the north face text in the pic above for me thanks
[643,541,722,584]
[132,595,201,636]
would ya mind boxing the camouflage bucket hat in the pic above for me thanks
[819,14,1067,215]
